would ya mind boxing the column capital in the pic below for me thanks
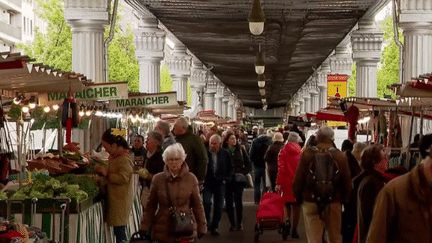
[134,17,165,62]
[351,19,383,63]
[215,82,225,98]
[399,0,432,35]
[205,74,217,94]
[64,0,110,31]
[400,0,432,29]
[167,44,191,78]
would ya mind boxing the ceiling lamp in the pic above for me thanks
[248,0,265,35]
[263,104,267,111]
[257,74,266,87]
[261,96,266,103]
[28,96,37,109]
[259,88,266,96]
[255,44,265,74]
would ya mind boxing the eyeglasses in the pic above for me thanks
[167,158,182,162]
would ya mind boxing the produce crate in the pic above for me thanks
[0,197,94,215]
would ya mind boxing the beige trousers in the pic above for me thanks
[302,201,342,243]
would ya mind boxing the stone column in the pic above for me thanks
[303,88,311,113]
[64,0,110,82]
[167,44,191,102]
[228,95,236,119]
[298,97,305,115]
[329,37,353,77]
[399,0,432,137]
[351,18,383,97]
[317,61,331,109]
[204,74,217,111]
[222,91,230,118]
[400,0,432,83]
[190,57,207,111]
[64,0,110,152]
[214,82,224,116]
[133,16,165,93]
[294,102,300,116]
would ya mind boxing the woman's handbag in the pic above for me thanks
[234,173,247,185]
[165,179,194,237]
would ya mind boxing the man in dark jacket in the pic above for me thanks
[264,132,285,191]
[292,126,351,243]
[250,128,272,204]
[342,142,366,243]
[173,117,208,184]
[154,120,176,150]
[203,134,234,236]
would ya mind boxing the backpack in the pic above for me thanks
[307,146,340,218]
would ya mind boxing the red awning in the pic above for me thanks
[315,112,347,122]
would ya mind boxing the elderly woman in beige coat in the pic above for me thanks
[140,143,207,243]
[95,129,134,243]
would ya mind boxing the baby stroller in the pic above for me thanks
[254,192,290,242]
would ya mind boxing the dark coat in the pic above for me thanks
[353,169,386,243]
[175,131,208,182]
[292,138,352,204]
[205,148,234,186]
[367,164,432,243]
[264,141,285,174]
[345,150,361,179]
[223,145,252,175]
[140,163,207,243]
[250,135,272,168]
[144,147,165,187]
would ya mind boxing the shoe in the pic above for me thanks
[236,224,243,231]
[229,225,237,231]
[291,229,299,238]
[210,229,220,236]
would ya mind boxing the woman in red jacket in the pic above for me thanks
[276,132,303,239]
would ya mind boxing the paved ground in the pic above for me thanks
[201,188,307,243]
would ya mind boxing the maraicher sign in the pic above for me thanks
[39,82,128,105]
[109,92,177,109]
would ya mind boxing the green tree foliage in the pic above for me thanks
[160,64,173,92]
[348,63,356,97]
[18,0,139,91]
[106,24,139,91]
[17,0,72,71]
[349,16,403,98]
[377,16,403,98]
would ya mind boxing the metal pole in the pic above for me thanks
[407,107,415,168]
[58,120,63,156]
[16,119,22,188]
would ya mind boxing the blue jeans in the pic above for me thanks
[113,226,127,243]
[225,180,245,227]
[254,166,266,203]
[202,181,225,230]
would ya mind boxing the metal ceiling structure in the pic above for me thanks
[127,0,386,109]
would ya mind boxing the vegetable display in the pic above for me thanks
[9,174,97,201]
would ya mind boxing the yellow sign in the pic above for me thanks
[327,75,348,126]
[111,128,127,139]
[327,121,347,127]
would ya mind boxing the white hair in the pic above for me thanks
[317,126,334,141]
[287,132,301,143]
[353,142,367,154]
[209,134,222,143]
[162,143,187,162]
[175,117,189,129]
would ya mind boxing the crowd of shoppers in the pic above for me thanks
[95,117,430,243]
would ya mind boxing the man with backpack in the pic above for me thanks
[292,127,351,243]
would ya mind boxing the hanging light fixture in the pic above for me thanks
[28,96,37,109]
[52,104,60,111]
[259,88,266,96]
[261,96,266,103]
[257,74,266,87]
[263,104,268,111]
[13,94,23,105]
[43,106,51,113]
[255,44,265,74]
[248,0,265,35]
